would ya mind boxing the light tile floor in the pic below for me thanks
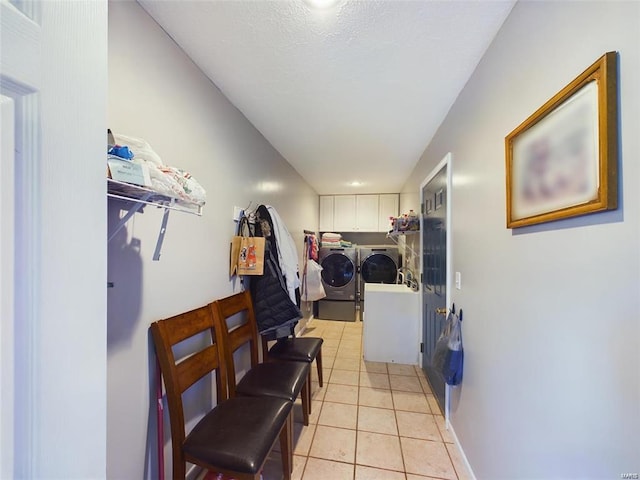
[259,319,472,480]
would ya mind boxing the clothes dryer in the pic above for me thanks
[317,247,357,321]
[358,246,399,312]
[319,247,357,300]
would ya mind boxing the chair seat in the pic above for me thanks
[268,337,323,363]
[236,361,310,402]
[183,396,292,475]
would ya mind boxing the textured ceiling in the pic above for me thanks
[139,0,515,194]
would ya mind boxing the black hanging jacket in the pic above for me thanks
[247,206,302,337]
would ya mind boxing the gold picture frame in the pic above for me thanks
[505,52,618,229]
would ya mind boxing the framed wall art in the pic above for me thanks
[505,51,618,228]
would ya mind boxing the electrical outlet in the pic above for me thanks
[455,271,461,290]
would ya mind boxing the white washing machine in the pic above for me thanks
[358,246,400,312]
[317,247,357,321]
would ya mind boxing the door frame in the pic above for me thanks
[1,2,43,477]
[419,152,453,419]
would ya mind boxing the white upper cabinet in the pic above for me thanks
[333,195,357,231]
[378,194,399,232]
[319,193,399,232]
[356,195,379,231]
[319,195,335,231]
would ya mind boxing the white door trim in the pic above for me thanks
[419,152,453,420]
[0,95,16,480]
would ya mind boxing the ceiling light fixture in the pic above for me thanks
[349,181,363,187]
[303,0,339,10]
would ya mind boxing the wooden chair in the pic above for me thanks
[150,305,293,480]
[211,291,311,426]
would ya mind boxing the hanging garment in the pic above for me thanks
[310,234,319,261]
[300,234,325,302]
[266,205,300,304]
[248,240,302,337]
[247,207,302,338]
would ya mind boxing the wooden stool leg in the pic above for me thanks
[316,350,323,388]
[260,336,271,362]
[301,377,310,426]
[307,371,313,415]
[279,412,293,480]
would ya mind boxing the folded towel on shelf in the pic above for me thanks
[322,232,341,239]
[321,242,340,247]
[321,233,341,248]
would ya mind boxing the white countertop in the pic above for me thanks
[364,283,419,294]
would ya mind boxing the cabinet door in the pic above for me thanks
[378,194,399,232]
[333,195,356,232]
[319,196,334,231]
[356,195,379,231]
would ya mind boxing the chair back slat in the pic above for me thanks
[176,344,221,394]
[215,289,251,318]
[227,322,258,363]
[158,305,215,346]
[211,291,262,397]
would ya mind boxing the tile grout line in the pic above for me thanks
[299,337,328,480]
[343,324,357,480]
[301,379,322,478]
[353,334,359,480]
[389,374,409,478]
[327,323,459,480]
[308,324,457,480]
[443,442,462,480]
[339,326,357,480]
[309,324,355,479]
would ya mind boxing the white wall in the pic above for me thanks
[399,192,419,218]
[402,1,639,478]
[107,2,318,478]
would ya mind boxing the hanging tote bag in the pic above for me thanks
[236,236,265,276]
[300,236,326,302]
[302,259,326,301]
[230,216,265,276]
[431,310,464,386]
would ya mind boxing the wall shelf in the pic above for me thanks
[387,230,419,238]
[107,178,203,216]
[387,229,420,260]
[107,178,203,262]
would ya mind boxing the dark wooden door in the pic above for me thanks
[421,165,448,414]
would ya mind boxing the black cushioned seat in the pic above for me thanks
[270,337,323,362]
[267,336,324,387]
[236,361,309,403]
[184,396,292,475]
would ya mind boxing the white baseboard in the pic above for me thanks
[446,419,477,480]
